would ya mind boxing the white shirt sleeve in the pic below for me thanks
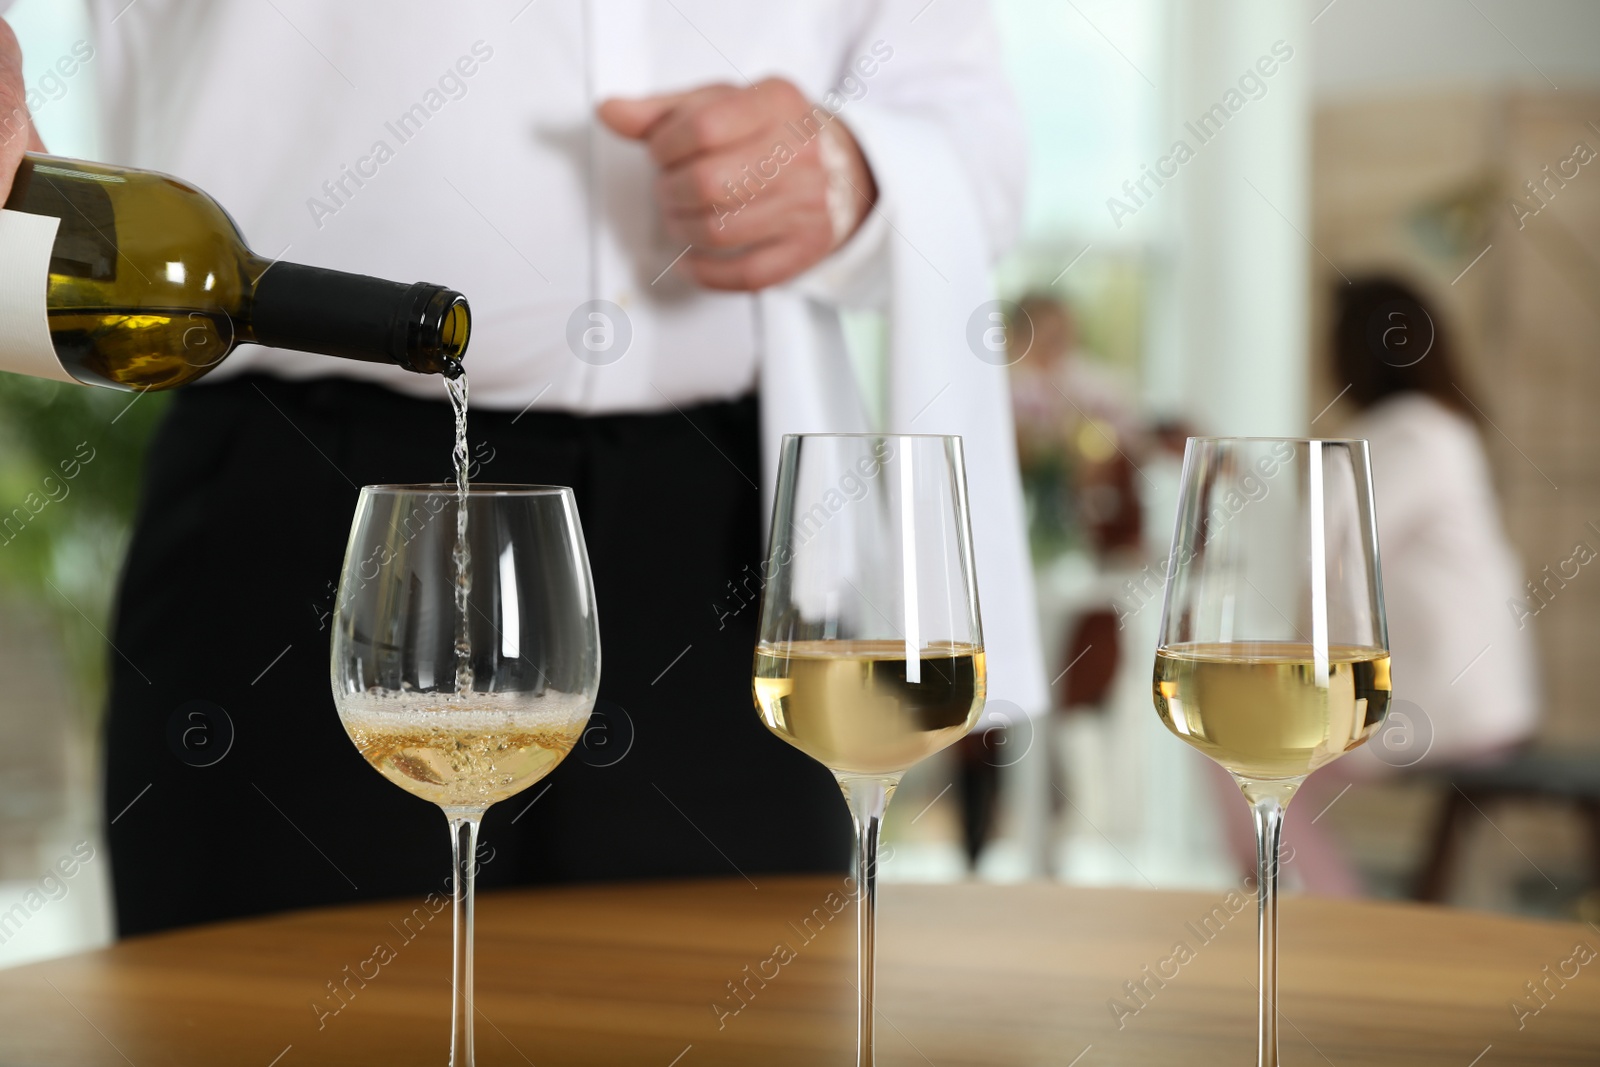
[758,0,1047,719]
[790,202,891,309]
[790,0,1027,310]
[841,0,1028,261]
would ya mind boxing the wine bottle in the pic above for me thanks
[0,154,469,391]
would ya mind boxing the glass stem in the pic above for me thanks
[843,777,893,1067]
[1245,782,1294,1067]
[448,812,482,1067]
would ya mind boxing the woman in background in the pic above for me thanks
[1224,276,1539,895]
[1334,275,1538,771]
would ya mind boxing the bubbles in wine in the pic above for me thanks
[337,689,594,810]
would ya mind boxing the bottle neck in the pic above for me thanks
[243,258,468,378]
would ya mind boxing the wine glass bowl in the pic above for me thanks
[331,483,599,1066]
[1153,438,1389,1067]
[333,486,598,816]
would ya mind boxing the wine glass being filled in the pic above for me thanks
[331,484,600,1067]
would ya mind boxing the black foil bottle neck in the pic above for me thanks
[248,261,469,377]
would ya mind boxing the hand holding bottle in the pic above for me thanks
[0,19,44,201]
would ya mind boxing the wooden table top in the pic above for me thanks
[0,877,1595,1065]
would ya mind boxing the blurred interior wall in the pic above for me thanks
[1310,88,1600,747]
[1146,0,1311,435]
[1308,0,1600,749]
[1311,0,1600,99]
[7,0,96,157]
[0,0,112,969]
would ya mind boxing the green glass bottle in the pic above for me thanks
[0,154,469,391]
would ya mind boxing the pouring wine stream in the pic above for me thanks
[446,374,473,698]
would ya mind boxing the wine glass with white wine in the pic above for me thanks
[1153,439,1390,1067]
[331,484,600,1067]
[753,434,986,1067]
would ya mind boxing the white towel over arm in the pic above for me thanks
[757,0,1049,723]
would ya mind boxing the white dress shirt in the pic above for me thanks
[66,0,1022,413]
[19,0,1050,716]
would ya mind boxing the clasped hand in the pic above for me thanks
[600,77,877,292]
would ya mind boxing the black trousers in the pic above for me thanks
[104,375,848,936]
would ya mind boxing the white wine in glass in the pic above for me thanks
[753,434,986,1067]
[754,640,985,776]
[1154,643,1391,781]
[339,691,592,810]
[1153,439,1390,1067]
[331,484,600,1067]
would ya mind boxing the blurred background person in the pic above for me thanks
[1008,295,1141,507]
[1003,289,1229,886]
[1335,276,1538,767]
[960,293,1142,871]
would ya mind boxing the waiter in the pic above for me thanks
[0,1,1046,935]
